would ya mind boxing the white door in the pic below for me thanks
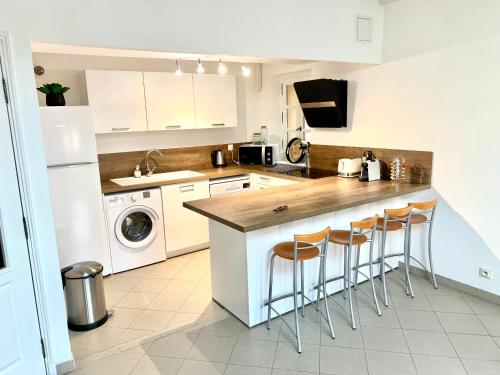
[86,70,148,134]
[193,74,238,128]
[143,72,196,130]
[161,181,210,256]
[0,57,46,374]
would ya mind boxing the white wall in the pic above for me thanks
[32,53,257,153]
[251,0,500,295]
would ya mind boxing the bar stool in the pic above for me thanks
[377,205,414,307]
[325,215,380,330]
[266,227,334,353]
[406,199,438,289]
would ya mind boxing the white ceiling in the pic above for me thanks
[31,42,311,65]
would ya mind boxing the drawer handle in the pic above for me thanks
[111,127,130,131]
[165,125,181,129]
[211,123,225,127]
[179,184,195,192]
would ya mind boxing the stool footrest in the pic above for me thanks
[263,291,314,307]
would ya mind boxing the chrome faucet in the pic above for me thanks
[145,149,163,176]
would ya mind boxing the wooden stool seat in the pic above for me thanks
[329,230,368,246]
[409,213,427,224]
[273,241,320,261]
[375,217,402,231]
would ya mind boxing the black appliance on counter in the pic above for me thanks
[267,164,337,179]
[293,79,348,128]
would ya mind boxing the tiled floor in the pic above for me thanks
[70,250,500,375]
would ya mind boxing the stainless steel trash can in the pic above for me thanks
[61,261,108,331]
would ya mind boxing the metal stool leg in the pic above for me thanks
[404,226,415,298]
[315,258,322,312]
[293,258,301,353]
[321,254,335,338]
[380,230,389,307]
[428,223,438,289]
[354,245,361,290]
[346,244,356,329]
[343,246,348,299]
[369,240,381,316]
[267,254,276,330]
[300,260,305,317]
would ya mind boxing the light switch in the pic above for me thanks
[357,16,372,42]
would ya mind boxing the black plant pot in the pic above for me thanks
[46,93,66,106]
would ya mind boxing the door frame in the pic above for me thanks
[0,32,50,373]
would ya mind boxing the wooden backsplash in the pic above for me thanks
[310,144,433,184]
[98,143,247,180]
[98,143,433,184]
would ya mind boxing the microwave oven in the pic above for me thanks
[238,144,279,166]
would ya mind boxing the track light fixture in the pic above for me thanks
[218,59,227,74]
[241,63,251,77]
[175,60,182,76]
[197,59,205,74]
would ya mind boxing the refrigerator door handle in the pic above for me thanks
[47,161,96,169]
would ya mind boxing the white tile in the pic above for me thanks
[148,293,187,311]
[188,334,237,362]
[463,296,500,315]
[129,310,175,331]
[133,278,170,293]
[273,341,319,373]
[105,290,127,306]
[174,267,208,282]
[104,276,142,291]
[167,312,202,330]
[477,315,500,336]
[230,337,277,368]
[319,346,367,375]
[362,327,408,353]
[365,350,416,375]
[437,312,488,335]
[71,350,142,375]
[462,358,500,375]
[225,364,271,375]
[427,295,473,314]
[131,355,183,375]
[161,279,198,295]
[449,333,500,360]
[177,359,226,375]
[404,330,456,357]
[179,295,219,315]
[147,331,199,358]
[116,291,157,309]
[201,316,244,337]
[412,354,467,375]
[106,307,143,328]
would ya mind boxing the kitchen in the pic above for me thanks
[1,1,500,375]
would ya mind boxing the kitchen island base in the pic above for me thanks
[209,197,406,327]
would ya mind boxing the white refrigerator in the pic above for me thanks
[40,106,111,275]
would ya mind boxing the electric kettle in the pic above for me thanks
[211,149,227,167]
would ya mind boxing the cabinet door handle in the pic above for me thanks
[111,127,130,131]
[165,125,181,129]
[211,123,225,127]
[179,184,195,192]
[259,176,271,181]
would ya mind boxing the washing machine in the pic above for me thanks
[104,188,166,273]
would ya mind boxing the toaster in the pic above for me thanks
[338,158,362,178]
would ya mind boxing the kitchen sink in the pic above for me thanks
[111,170,205,186]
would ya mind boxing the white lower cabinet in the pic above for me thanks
[250,173,297,190]
[161,180,210,257]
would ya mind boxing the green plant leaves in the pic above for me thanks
[37,83,70,94]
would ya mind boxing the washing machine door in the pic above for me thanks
[115,205,159,249]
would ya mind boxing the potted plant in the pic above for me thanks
[37,83,70,106]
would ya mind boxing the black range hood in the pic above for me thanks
[293,79,348,128]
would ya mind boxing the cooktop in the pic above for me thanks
[266,164,337,179]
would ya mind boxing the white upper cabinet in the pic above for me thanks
[143,72,196,131]
[85,70,148,134]
[193,74,238,128]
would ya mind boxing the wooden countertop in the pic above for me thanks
[100,166,306,194]
[183,177,431,233]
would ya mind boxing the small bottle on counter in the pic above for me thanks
[134,165,142,178]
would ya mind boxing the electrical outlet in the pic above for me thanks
[228,144,233,151]
[479,267,492,279]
